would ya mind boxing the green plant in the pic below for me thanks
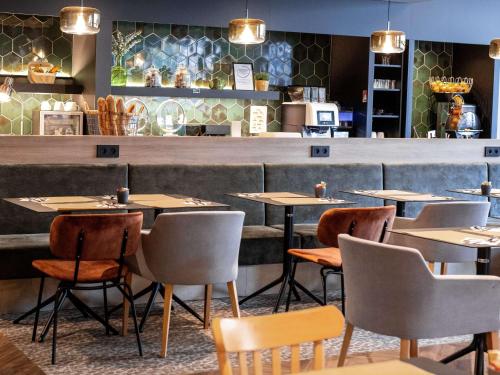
[255,72,269,81]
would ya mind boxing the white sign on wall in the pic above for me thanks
[249,105,267,134]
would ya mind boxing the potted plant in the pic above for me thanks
[255,72,270,91]
[111,30,142,87]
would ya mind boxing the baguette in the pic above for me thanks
[106,95,116,135]
[97,97,108,135]
[127,103,136,114]
[116,98,126,135]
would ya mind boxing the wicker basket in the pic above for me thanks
[85,111,101,135]
[27,61,56,84]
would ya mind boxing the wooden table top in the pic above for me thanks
[343,190,458,203]
[228,192,353,207]
[390,226,500,248]
[449,188,500,199]
[297,358,463,374]
[4,194,227,213]
[0,333,45,374]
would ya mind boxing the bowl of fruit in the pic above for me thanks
[429,76,473,94]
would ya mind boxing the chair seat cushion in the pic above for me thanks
[32,259,127,282]
[288,247,342,267]
[0,234,51,279]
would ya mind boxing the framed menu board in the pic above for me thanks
[249,105,267,133]
[233,63,254,90]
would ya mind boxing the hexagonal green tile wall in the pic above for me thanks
[412,41,453,137]
[0,13,72,75]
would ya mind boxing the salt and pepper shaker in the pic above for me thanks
[117,187,129,204]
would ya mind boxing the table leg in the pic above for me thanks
[440,247,491,375]
[396,201,406,217]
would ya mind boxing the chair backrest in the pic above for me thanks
[413,201,490,228]
[142,211,245,285]
[338,234,434,337]
[212,306,344,375]
[317,206,396,247]
[50,212,143,260]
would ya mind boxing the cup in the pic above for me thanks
[116,187,129,204]
[64,101,79,111]
[315,184,326,198]
[481,184,492,196]
[40,101,52,111]
[53,101,64,111]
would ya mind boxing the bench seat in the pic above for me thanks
[0,234,51,279]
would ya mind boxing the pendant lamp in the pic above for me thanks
[60,0,100,35]
[0,77,14,103]
[370,0,406,54]
[228,0,265,45]
[489,39,500,59]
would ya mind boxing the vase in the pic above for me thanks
[111,57,127,87]
[255,80,269,91]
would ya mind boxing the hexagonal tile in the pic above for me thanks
[3,15,22,38]
[415,95,429,112]
[437,53,451,69]
[62,56,72,75]
[285,32,300,47]
[0,114,10,134]
[117,21,137,36]
[144,34,161,49]
[22,53,36,71]
[315,60,328,79]
[213,39,229,58]
[268,120,280,132]
[424,51,437,68]
[188,54,204,74]
[300,33,315,47]
[171,24,188,39]
[277,42,292,62]
[299,59,314,78]
[307,76,321,86]
[46,53,62,69]
[32,36,52,57]
[413,49,424,67]
[0,33,12,56]
[12,35,31,57]
[308,44,322,62]
[53,36,72,58]
[161,35,179,56]
[196,36,212,56]
[262,41,277,59]
[151,51,169,69]
[413,80,424,97]
[188,25,205,39]
[179,36,196,56]
[418,41,431,54]
[205,27,222,40]
[430,66,443,78]
[205,54,218,73]
[245,44,261,60]
[229,43,244,59]
[42,18,62,40]
[293,43,307,62]
[3,52,21,72]
[154,23,171,38]
[432,42,444,55]
[227,103,244,121]
[416,65,430,82]
[22,97,40,118]
[1,96,21,120]
[23,16,43,40]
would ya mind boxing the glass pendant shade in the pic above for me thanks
[0,77,14,103]
[370,29,406,54]
[489,39,500,59]
[60,6,101,35]
[228,18,266,44]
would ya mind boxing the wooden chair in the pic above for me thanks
[212,306,344,374]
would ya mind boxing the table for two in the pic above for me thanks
[6,194,227,335]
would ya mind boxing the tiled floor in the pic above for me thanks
[0,294,475,374]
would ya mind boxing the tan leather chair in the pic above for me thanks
[32,212,143,365]
[286,206,396,313]
[125,211,245,357]
[337,234,500,367]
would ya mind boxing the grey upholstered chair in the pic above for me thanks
[388,202,490,274]
[125,211,245,357]
[336,235,500,365]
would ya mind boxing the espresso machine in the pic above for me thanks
[282,102,340,138]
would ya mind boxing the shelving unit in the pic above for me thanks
[110,86,281,101]
[1,75,84,95]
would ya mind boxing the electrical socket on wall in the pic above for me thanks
[485,147,500,157]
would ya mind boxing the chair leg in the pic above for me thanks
[286,259,299,312]
[427,262,435,274]
[32,277,45,342]
[400,339,411,360]
[121,283,143,357]
[227,281,240,318]
[340,272,345,316]
[204,284,212,330]
[51,287,66,365]
[103,282,109,336]
[122,273,132,337]
[160,284,174,358]
[410,339,418,358]
[139,282,160,333]
[440,263,447,275]
[337,322,354,367]
[320,268,328,306]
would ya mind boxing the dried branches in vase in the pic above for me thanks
[111,30,142,86]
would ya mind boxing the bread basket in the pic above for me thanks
[27,61,57,84]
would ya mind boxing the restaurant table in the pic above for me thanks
[449,188,500,199]
[389,225,500,375]
[342,190,459,217]
[296,358,465,375]
[228,192,354,313]
[5,194,228,334]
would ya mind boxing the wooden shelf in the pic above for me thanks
[110,86,281,100]
[374,64,402,68]
[1,76,84,95]
[373,88,401,92]
[372,114,400,119]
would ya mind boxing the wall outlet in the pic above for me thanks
[311,145,330,158]
[96,144,120,158]
[485,147,500,157]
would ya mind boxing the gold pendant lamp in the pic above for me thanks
[370,0,406,54]
[228,0,266,45]
[60,0,101,35]
[489,39,500,59]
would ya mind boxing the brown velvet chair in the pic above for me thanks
[31,212,143,365]
[286,206,396,314]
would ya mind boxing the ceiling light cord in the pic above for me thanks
[245,0,249,19]
[387,0,391,31]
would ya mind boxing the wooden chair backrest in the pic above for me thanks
[212,306,344,375]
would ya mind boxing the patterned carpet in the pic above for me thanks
[0,294,469,374]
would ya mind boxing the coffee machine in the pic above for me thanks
[282,102,340,138]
